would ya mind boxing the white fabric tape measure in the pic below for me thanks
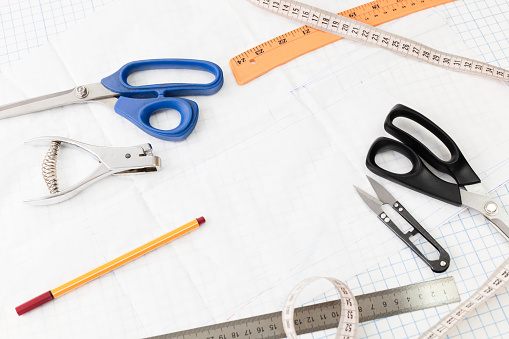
[247,0,509,82]
[421,257,509,338]
[287,263,509,339]
[282,277,358,339]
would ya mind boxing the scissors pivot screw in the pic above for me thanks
[440,261,447,267]
[74,86,89,99]
[484,201,499,216]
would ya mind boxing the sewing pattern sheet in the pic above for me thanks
[1,0,509,338]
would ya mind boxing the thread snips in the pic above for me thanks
[26,136,161,205]
[355,176,450,273]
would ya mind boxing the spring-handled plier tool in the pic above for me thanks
[26,136,160,205]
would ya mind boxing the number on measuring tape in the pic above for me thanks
[231,0,459,85]
[421,259,509,338]
[248,0,509,82]
[282,277,359,339]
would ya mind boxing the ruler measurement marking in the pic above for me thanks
[148,277,459,339]
[423,263,509,338]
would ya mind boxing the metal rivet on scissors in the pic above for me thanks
[25,136,161,205]
[366,104,509,241]
[0,59,224,141]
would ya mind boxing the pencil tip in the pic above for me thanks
[197,216,206,225]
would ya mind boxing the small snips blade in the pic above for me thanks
[367,175,397,206]
[354,186,384,215]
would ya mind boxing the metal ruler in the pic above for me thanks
[147,277,459,339]
[230,0,457,85]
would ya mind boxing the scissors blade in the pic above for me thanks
[354,185,384,215]
[367,176,397,206]
[463,182,490,196]
[490,213,509,240]
[0,83,117,120]
[460,189,509,240]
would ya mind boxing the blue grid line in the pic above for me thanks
[0,0,112,69]
[443,0,509,69]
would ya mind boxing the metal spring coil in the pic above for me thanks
[42,141,61,194]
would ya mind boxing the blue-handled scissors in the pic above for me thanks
[0,59,223,141]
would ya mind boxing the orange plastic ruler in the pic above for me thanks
[230,0,457,85]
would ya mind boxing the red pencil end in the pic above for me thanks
[16,291,54,316]
[197,216,206,225]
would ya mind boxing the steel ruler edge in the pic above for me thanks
[230,0,457,85]
[146,276,459,339]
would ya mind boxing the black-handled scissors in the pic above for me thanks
[366,104,509,240]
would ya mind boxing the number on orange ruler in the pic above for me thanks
[230,0,457,85]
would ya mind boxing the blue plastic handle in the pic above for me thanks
[101,59,224,98]
[113,97,199,141]
[101,59,223,141]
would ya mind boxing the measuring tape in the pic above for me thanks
[147,276,459,339]
[282,277,358,338]
[230,0,457,85]
[242,0,509,85]
[421,257,509,338]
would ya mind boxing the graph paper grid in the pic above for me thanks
[0,0,112,68]
[297,184,509,338]
[1,0,509,338]
[296,1,509,337]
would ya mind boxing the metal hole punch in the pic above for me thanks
[25,136,161,205]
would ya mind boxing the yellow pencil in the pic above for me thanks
[16,217,205,315]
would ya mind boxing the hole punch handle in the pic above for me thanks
[385,104,480,186]
[366,137,462,206]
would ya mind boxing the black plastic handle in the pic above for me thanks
[366,137,462,206]
[385,104,480,186]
